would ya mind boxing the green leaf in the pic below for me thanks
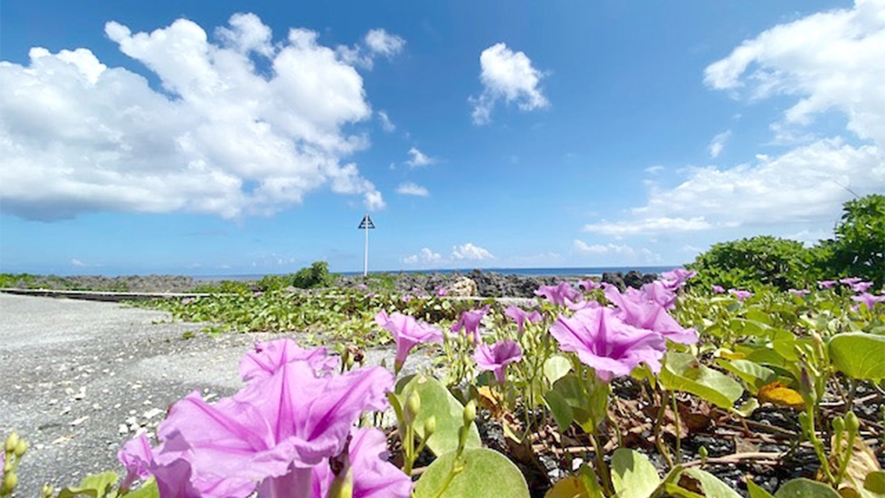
[611,449,661,498]
[774,478,841,498]
[544,355,572,385]
[56,471,119,498]
[746,480,775,498]
[396,374,481,456]
[550,373,610,432]
[829,333,885,381]
[543,388,574,432]
[413,448,530,498]
[680,468,742,498]
[659,352,744,409]
[544,476,591,498]
[716,359,777,394]
[123,480,159,498]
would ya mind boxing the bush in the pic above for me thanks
[816,194,885,289]
[687,236,814,291]
[291,261,336,289]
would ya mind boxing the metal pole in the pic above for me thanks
[364,215,369,277]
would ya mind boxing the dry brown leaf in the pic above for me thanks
[758,382,805,410]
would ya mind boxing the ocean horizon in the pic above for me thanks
[193,265,680,281]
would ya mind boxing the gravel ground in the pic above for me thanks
[0,293,427,497]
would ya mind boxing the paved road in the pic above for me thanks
[0,294,272,496]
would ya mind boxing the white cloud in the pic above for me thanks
[378,110,395,132]
[405,147,434,167]
[364,29,405,58]
[364,190,386,211]
[704,0,885,144]
[452,243,495,261]
[470,43,548,125]
[586,2,885,237]
[574,240,661,263]
[0,15,387,220]
[396,182,429,197]
[644,165,665,175]
[71,258,86,267]
[584,217,716,236]
[337,28,405,69]
[708,130,732,158]
[403,247,442,266]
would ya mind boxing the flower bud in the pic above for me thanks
[698,446,708,463]
[463,400,477,425]
[2,472,17,493]
[832,416,845,433]
[406,392,421,419]
[13,440,27,457]
[424,416,437,437]
[845,411,860,433]
[4,433,19,453]
[43,484,54,498]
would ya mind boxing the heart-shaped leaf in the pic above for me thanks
[413,448,530,498]
[829,333,885,381]
[659,352,743,409]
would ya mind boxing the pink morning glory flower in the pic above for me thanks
[852,281,874,293]
[840,277,862,285]
[660,268,696,290]
[435,286,449,297]
[375,311,444,373]
[402,294,413,303]
[309,427,412,498]
[451,305,490,343]
[356,283,369,291]
[638,280,678,309]
[819,280,838,289]
[852,292,885,311]
[240,339,338,383]
[788,289,811,297]
[549,307,667,382]
[534,282,582,306]
[712,285,725,294]
[146,352,394,497]
[473,339,523,383]
[603,285,697,345]
[577,279,600,292]
[504,305,542,333]
[729,289,753,301]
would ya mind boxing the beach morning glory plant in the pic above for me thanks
[473,339,524,383]
[451,305,490,344]
[375,310,444,374]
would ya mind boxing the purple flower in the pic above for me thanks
[375,311,444,372]
[577,279,600,292]
[549,307,667,382]
[504,305,542,333]
[852,281,874,293]
[603,285,697,345]
[712,285,725,294]
[435,286,449,297]
[240,339,338,383]
[473,340,523,383]
[840,277,862,285]
[639,280,678,309]
[451,306,490,343]
[819,280,838,289]
[852,292,885,311]
[534,282,582,306]
[660,268,696,290]
[402,295,412,303]
[729,289,753,302]
[356,283,369,291]
[788,289,811,297]
[137,346,394,497]
[310,428,412,498]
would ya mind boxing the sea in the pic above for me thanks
[193,266,679,281]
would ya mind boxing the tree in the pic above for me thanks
[818,194,885,288]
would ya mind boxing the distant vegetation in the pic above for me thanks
[688,194,884,291]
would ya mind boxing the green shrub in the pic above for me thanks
[687,236,814,291]
[291,261,336,289]
[816,194,885,288]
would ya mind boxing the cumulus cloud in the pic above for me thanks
[704,0,885,145]
[405,147,434,167]
[470,43,548,125]
[585,1,885,237]
[708,130,731,158]
[403,247,442,266]
[396,182,429,197]
[0,15,393,220]
[452,242,495,261]
[0,14,394,219]
[337,28,405,69]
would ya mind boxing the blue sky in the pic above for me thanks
[1,0,883,275]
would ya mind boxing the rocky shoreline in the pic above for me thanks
[1,269,663,298]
